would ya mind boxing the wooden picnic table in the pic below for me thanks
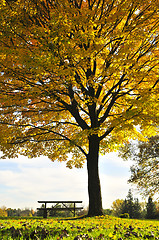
[37,200,83,218]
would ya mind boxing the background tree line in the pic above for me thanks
[0,204,82,218]
[1,190,158,219]
[0,207,35,217]
[111,189,159,219]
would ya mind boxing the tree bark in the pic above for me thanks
[87,135,103,216]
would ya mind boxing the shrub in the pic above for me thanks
[120,213,130,219]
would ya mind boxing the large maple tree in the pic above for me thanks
[0,0,159,216]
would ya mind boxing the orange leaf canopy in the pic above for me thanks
[0,0,158,167]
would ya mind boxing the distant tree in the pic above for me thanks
[111,199,124,217]
[126,189,134,218]
[7,207,34,217]
[31,209,35,216]
[120,189,142,219]
[133,198,141,219]
[0,206,7,217]
[6,208,13,217]
[20,208,33,217]
[119,136,159,197]
[17,208,22,216]
[146,197,157,219]
[121,199,129,217]
[6,208,18,217]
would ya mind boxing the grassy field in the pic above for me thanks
[0,215,159,239]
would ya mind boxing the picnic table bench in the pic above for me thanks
[37,201,83,218]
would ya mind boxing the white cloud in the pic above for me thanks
[0,156,88,209]
[0,154,137,210]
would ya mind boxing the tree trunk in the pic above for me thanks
[87,135,103,216]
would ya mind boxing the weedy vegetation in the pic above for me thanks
[0,215,159,239]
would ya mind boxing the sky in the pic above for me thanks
[0,151,145,211]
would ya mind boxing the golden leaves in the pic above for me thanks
[0,0,158,166]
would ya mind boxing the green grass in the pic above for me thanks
[0,215,159,239]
